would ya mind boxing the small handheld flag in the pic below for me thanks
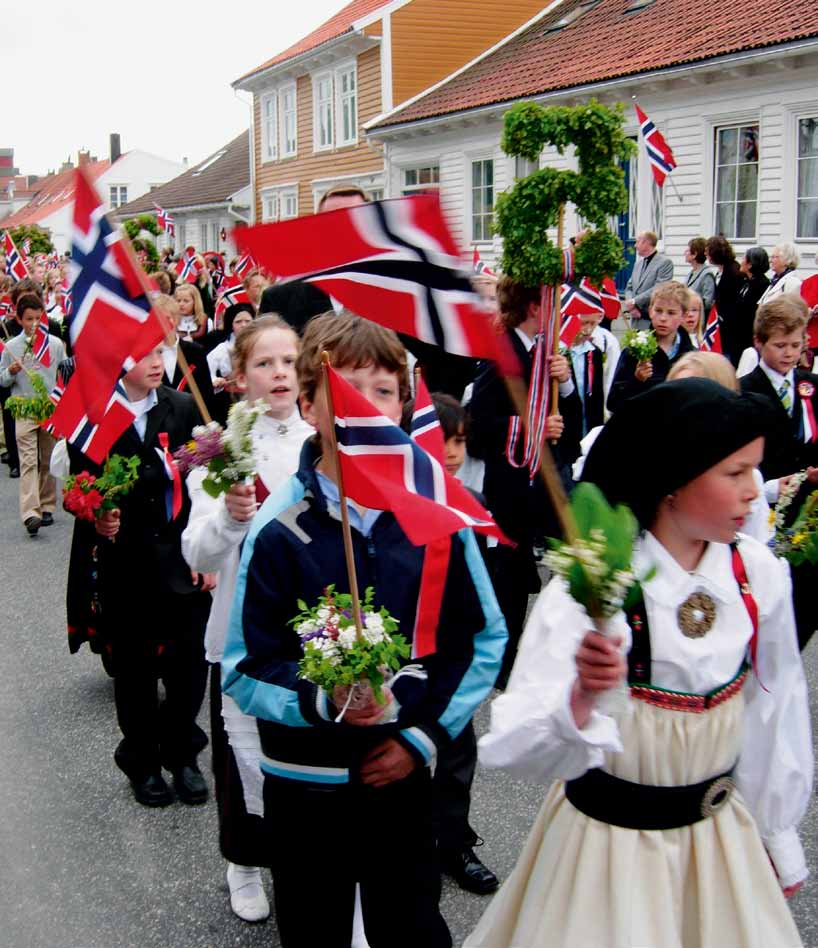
[154,204,176,238]
[701,305,722,354]
[2,232,30,282]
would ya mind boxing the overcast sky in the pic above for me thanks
[2,0,351,174]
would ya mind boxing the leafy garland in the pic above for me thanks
[123,215,161,270]
[495,100,636,288]
[6,371,56,423]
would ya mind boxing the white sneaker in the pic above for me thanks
[227,863,270,923]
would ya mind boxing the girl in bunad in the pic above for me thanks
[43,269,65,326]
[466,378,813,948]
[174,283,211,342]
[182,315,313,923]
[206,305,254,394]
[682,292,704,349]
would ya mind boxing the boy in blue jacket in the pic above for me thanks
[222,312,507,948]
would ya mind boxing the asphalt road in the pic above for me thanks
[0,466,815,948]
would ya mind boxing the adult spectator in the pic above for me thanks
[623,231,674,326]
[683,237,716,315]
[706,235,743,366]
[758,241,803,305]
[733,246,771,367]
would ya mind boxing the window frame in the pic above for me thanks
[313,71,334,152]
[401,164,440,196]
[335,61,358,148]
[796,114,818,241]
[280,83,298,158]
[712,122,759,241]
[261,91,279,164]
[108,185,127,209]
[470,158,495,243]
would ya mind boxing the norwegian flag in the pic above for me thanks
[31,326,51,367]
[21,239,31,257]
[2,232,30,282]
[0,295,12,318]
[234,252,256,279]
[635,104,677,187]
[328,364,508,547]
[208,252,225,292]
[175,246,203,284]
[559,313,583,347]
[701,305,722,354]
[56,167,167,426]
[472,247,496,277]
[214,274,250,324]
[561,278,604,318]
[235,194,505,364]
[599,276,621,319]
[60,281,72,317]
[49,375,138,463]
[154,203,175,238]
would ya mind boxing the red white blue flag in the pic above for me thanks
[234,252,256,279]
[175,246,202,284]
[472,247,496,277]
[214,273,250,324]
[599,276,621,319]
[561,277,604,318]
[635,104,677,187]
[328,364,508,547]
[31,326,51,367]
[154,203,175,238]
[701,305,722,354]
[48,376,137,462]
[2,232,30,282]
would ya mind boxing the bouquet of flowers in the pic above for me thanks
[544,483,650,711]
[770,472,818,565]
[63,454,141,522]
[6,372,56,424]
[623,327,658,363]
[173,399,267,498]
[291,586,410,719]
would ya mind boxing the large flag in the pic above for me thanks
[234,194,505,364]
[48,375,138,463]
[328,364,509,547]
[154,203,175,238]
[700,305,722,354]
[53,167,167,431]
[561,277,604,318]
[635,104,677,187]
[2,232,30,282]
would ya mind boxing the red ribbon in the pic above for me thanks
[177,364,196,393]
[731,545,767,692]
[412,536,451,658]
[158,431,183,521]
[802,398,818,444]
[254,474,270,505]
[586,348,594,396]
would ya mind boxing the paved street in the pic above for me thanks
[0,467,816,948]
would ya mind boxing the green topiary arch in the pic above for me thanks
[123,214,161,269]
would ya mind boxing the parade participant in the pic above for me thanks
[243,270,267,315]
[43,270,65,325]
[0,293,65,535]
[567,308,620,435]
[206,305,254,392]
[682,291,704,347]
[174,283,211,342]
[221,311,506,948]
[470,276,581,689]
[608,280,694,413]
[157,293,217,421]
[708,235,744,365]
[466,378,812,948]
[684,236,716,314]
[0,274,19,477]
[71,344,212,807]
[183,315,312,923]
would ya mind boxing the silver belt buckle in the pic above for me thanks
[700,775,735,819]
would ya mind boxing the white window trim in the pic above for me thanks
[399,162,441,196]
[468,156,495,245]
[260,184,299,223]
[784,102,818,246]
[312,70,334,153]
[280,82,298,159]
[261,91,278,164]
[335,60,358,148]
[712,120,760,242]
[703,110,760,243]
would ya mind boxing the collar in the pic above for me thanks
[129,387,158,416]
[641,251,657,266]
[571,337,595,356]
[514,326,536,353]
[162,338,179,352]
[636,532,739,606]
[759,360,795,392]
[315,469,383,537]
[255,407,305,436]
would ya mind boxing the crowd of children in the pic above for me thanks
[0,212,815,948]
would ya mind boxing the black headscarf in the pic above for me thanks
[582,378,775,529]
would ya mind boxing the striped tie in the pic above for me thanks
[778,380,792,414]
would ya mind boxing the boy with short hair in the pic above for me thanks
[0,293,65,534]
[567,309,621,435]
[608,280,694,413]
[222,312,507,948]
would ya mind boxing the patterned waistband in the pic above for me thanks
[630,666,748,714]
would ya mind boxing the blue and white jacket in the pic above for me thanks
[222,440,507,789]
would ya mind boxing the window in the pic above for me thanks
[369,188,384,202]
[314,73,334,150]
[402,165,440,195]
[261,92,278,162]
[281,188,298,219]
[337,65,357,146]
[200,222,208,249]
[262,191,278,223]
[471,159,494,242]
[651,178,663,240]
[261,187,298,222]
[281,84,297,157]
[515,156,538,179]
[714,124,759,239]
[797,117,818,239]
[109,185,127,208]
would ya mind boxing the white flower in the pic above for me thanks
[364,612,384,633]
[296,619,317,638]
[317,607,331,622]
[337,628,357,650]
[635,331,648,344]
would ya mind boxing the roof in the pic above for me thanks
[372,0,818,129]
[237,0,389,82]
[0,161,109,228]
[116,131,250,217]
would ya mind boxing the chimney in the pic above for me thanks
[182,156,189,169]
[77,149,91,167]
[110,133,121,164]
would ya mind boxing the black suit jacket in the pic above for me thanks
[163,339,217,424]
[259,281,333,334]
[607,330,695,414]
[740,365,818,479]
[570,344,606,435]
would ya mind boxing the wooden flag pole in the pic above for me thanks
[549,204,566,413]
[173,342,212,426]
[321,352,364,640]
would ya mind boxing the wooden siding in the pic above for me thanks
[390,0,545,108]
[253,46,383,219]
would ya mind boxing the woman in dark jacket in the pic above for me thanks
[734,247,770,361]
[706,235,743,366]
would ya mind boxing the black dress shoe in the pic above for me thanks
[172,764,208,805]
[41,512,54,526]
[441,848,500,895]
[130,773,174,807]
[24,516,41,536]
[9,467,20,478]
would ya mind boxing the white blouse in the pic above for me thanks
[181,408,314,662]
[206,337,234,382]
[479,531,813,887]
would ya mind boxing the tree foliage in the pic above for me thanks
[4,224,53,255]
[123,214,161,269]
[495,100,637,287]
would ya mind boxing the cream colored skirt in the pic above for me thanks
[465,690,801,948]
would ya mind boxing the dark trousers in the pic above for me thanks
[265,769,452,948]
[491,543,541,688]
[209,663,268,867]
[432,720,478,854]
[113,629,208,780]
[1,396,18,469]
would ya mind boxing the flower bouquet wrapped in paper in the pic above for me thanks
[545,482,650,712]
[291,586,411,721]
[172,398,267,498]
[623,327,658,363]
[63,454,141,523]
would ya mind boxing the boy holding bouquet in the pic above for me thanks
[607,281,694,413]
[222,312,507,948]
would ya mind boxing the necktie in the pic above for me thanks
[778,379,792,414]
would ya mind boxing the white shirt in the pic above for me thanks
[161,342,178,383]
[207,337,234,382]
[130,389,158,440]
[478,531,812,888]
[758,360,797,503]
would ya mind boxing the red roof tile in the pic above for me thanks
[0,161,109,229]
[238,0,389,81]
[373,0,818,128]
